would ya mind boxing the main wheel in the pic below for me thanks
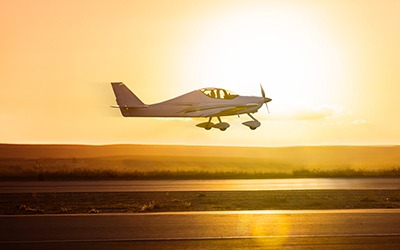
[220,128,227,131]
[205,127,212,130]
[250,127,257,130]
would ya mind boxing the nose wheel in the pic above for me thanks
[242,113,261,130]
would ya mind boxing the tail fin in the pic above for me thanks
[111,82,147,108]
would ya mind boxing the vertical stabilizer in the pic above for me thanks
[111,82,146,107]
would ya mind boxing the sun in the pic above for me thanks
[184,3,345,110]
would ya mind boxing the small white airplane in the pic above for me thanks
[111,82,272,131]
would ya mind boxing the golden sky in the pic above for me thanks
[1,0,400,146]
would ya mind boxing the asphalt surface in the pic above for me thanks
[3,179,400,249]
[2,209,400,249]
[2,178,400,193]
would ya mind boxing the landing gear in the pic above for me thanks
[213,117,230,131]
[196,117,214,130]
[242,113,261,130]
[196,117,230,131]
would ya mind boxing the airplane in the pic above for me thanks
[111,82,272,131]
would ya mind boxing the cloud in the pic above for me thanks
[269,104,349,121]
[351,119,368,125]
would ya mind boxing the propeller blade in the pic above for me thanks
[260,83,265,98]
[260,83,270,114]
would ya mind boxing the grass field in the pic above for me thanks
[1,144,400,180]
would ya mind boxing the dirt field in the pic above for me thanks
[1,190,400,215]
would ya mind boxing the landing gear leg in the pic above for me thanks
[205,117,213,130]
[242,113,261,130]
[247,113,258,122]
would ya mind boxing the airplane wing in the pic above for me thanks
[184,104,258,117]
[197,107,237,117]
[179,105,234,117]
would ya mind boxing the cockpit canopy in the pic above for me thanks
[200,88,238,100]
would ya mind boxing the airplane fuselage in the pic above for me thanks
[118,90,265,118]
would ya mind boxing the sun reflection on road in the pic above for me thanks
[235,213,290,247]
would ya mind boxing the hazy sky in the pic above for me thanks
[1,0,400,146]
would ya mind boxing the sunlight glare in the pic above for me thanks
[187,4,345,111]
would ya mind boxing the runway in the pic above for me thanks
[3,179,400,248]
[2,209,400,249]
[2,178,400,193]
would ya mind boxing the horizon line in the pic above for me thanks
[1,143,400,148]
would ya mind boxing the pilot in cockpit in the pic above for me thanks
[200,88,238,100]
[210,91,215,98]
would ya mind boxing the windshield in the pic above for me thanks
[200,88,238,100]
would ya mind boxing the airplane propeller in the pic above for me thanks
[260,84,272,114]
